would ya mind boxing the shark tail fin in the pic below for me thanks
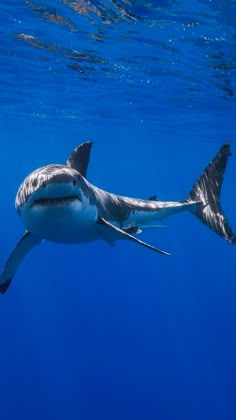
[186,142,236,244]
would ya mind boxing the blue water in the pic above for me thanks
[1,1,236,419]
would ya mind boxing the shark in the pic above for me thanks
[0,141,235,294]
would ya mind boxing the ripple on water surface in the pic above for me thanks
[1,0,236,121]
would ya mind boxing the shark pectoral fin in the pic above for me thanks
[97,217,171,256]
[0,231,41,294]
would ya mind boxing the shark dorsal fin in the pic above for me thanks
[67,142,93,178]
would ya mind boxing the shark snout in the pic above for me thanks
[37,179,81,200]
[28,177,82,209]
[15,164,82,210]
[44,173,79,186]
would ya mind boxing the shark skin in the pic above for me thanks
[0,141,235,293]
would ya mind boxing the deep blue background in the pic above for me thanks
[1,1,236,419]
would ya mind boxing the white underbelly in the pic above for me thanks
[20,201,99,243]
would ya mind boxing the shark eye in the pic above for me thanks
[32,178,38,187]
[73,175,80,185]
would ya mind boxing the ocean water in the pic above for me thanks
[1,1,236,419]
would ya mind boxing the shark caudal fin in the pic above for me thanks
[186,142,236,244]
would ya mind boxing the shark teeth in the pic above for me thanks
[32,195,80,207]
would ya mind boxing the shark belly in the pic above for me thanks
[20,200,99,243]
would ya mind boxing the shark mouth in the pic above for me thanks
[32,195,80,207]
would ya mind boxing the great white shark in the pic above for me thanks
[0,142,235,294]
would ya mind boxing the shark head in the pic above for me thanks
[15,142,94,214]
[15,163,98,241]
[15,164,83,212]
